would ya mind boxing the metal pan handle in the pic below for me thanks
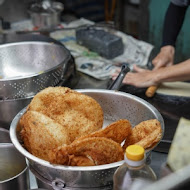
[108,63,130,90]
[29,165,66,190]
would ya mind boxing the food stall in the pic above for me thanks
[0,0,190,190]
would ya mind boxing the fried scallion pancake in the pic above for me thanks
[20,110,71,161]
[123,119,162,150]
[49,137,124,166]
[27,87,104,142]
[74,119,132,144]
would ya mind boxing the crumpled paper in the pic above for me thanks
[50,18,154,80]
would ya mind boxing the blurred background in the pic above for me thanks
[0,0,190,63]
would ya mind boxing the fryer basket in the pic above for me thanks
[0,41,71,100]
[0,41,73,129]
[10,89,164,189]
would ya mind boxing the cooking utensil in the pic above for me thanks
[9,63,164,189]
[108,63,130,90]
[0,41,70,100]
[0,128,11,143]
[144,61,158,98]
[145,85,159,98]
[0,97,32,129]
[0,33,63,46]
[0,41,73,129]
[0,143,29,190]
[28,1,64,30]
[10,89,164,189]
[42,0,52,10]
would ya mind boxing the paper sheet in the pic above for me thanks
[50,18,154,80]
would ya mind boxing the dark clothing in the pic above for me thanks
[162,0,190,47]
[60,0,105,22]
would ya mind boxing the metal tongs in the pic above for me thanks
[108,63,130,90]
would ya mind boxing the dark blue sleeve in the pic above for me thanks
[162,2,188,47]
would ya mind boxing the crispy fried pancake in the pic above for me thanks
[27,87,104,142]
[74,119,132,144]
[20,110,71,161]
[49,137,124,166]
[123,119,162,150]
[68,155,95,166]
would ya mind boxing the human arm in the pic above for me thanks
[152,45,175,70]
[152,2,188,69]
[112,59,190,88]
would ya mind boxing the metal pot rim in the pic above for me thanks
[0,96,34,103]
[10,89,164,171]
[28,1,64,13]
[0,127,9,133]
[0,143,28,183]
[0,41,71,82]
[28,11,60,16]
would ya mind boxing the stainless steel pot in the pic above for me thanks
[10,89,164,189]
[0,41,70,100]
[29,1,64,30]
[0,41,72,129]
[0,97,32,129]
[0,143,29,190]
[0,128,11,143]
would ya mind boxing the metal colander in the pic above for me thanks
[10,89,165,190]
[0,41,71,100]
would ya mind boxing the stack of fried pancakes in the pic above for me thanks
[19,87,162,166]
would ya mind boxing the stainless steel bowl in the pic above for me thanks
[10,89,164,189]
[0,143,29,190]
[0,41,72,129]
[0,97,32,129]
[29,2,64,30]
[0,41,71,100]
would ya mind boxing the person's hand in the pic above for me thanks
[152,45,175,70]
[112,65,159,88]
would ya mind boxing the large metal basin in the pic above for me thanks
[0,41,72,129]
[10,89,164,189]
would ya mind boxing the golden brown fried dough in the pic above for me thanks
[20,111,71,161]
[68,155,95,166]
[28,87,104,142]
[74,119,132,144]
[123,119,162,150]
[49,137,124,166]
